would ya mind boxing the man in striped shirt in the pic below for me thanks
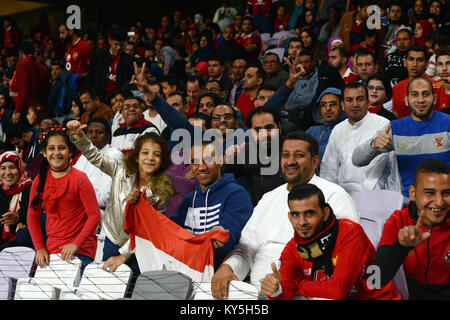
[352,76,450,204]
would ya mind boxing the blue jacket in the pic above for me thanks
[170,173,253,268]
[306,87,347,162]
[47,70,79,118]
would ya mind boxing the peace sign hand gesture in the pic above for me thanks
[130,61,155,101]
[398,210,431,247]
[284,57,305,88]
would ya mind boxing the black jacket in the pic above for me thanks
[86,48,134,100]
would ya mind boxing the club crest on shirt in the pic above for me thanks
[435,137,443,149]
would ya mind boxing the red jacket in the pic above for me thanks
[377,206,450,298]
[14,55,50,113]
[270,219,402,300]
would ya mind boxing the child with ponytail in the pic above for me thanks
[27,125,101,270]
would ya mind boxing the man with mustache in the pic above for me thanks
[391,45,438,118]
[58,24,92,91]
[306,87,347,163]
[352,76,450,205]
[210,131,359,299]
[260,184,401,300]
[320,81,400,194]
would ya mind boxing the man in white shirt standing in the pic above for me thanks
[319,81,400,194]
[211,131,359,298]
[73,117,123,219]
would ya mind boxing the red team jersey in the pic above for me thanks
[105,54,122,101]
[64,38,92,76]
[433,80,450,110]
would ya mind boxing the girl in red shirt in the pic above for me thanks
[27,126,100,271]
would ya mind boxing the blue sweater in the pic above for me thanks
[170,173,253,268]
[391,111,450,196]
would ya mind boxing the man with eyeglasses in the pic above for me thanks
[305,88,347,162]
[262,52,288,90]
[320,81,401,194]
[111,94,159,154]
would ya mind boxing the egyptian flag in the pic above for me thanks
[124,194,229,282]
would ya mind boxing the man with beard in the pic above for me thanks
[59,24,92,90]
[222,106,284,205]
[352,76,450,205]
[210,131,359,299]
[391,45,438,119]
[261,184,401,300]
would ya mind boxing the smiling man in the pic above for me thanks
[261,184,401,300]
[352,76,450,203]
[211,131,359,299]
[306,87,347,162]
[372,158,450,300]
[320,81,400,194]
[170,141,253,268]
[111,95,159,154]
[391,45,438,118]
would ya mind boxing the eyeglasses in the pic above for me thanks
[211,113,234,121]
[319,101,339,108]
[122,103,141,110]
[367,85,385,92]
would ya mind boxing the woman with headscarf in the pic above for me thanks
[0,151,33,250]
[190,31,215,67]
[296,8,320,37]
[413,19,433,47]
[299,27,327,64]
[327,36,352,69]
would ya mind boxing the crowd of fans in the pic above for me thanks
[0,0,449,300]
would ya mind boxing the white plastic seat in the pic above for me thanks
[14,277,59,300]
[0,246,36,300]
[351,190,409,299]
[60,262,132,300]
[33,254,82,292]
[193,280,258,300]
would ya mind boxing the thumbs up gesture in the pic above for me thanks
[371,124,392,150]
[398,210,431,247]
[260,262,282,297]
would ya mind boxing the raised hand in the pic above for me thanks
[398,210,431,247]
[66,120,87,141]
[131,61,155,101]
[260,262,281,297]
[284,57,305,88]
[371,124,392,150]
